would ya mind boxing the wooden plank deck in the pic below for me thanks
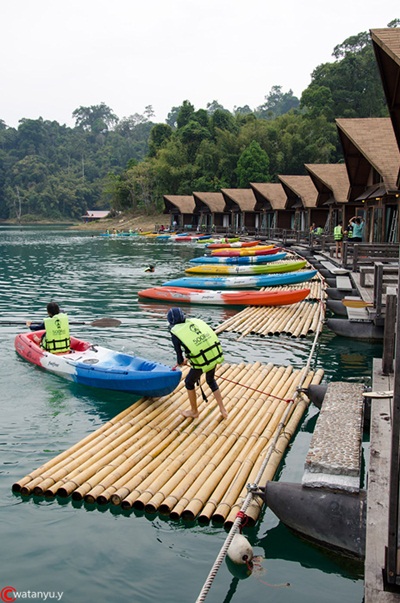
[364,359,399,602]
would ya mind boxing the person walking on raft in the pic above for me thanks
[167,307,228,419]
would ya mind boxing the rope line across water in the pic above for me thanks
[195,284,326,602]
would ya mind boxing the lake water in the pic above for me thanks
[0,226,382,603]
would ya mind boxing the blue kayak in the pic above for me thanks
[15,332,182,397]
[162,270,317,290]
[189,252,287,264]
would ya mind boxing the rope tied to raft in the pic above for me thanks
[216,375,294,404]
[195,283,327,603]
[236,510,249,531]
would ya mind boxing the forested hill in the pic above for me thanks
[0,27,394,222]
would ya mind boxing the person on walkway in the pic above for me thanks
[349,216,364,242]
[167,307,228,419]
[26,302,70,352]
[334,221,343,258]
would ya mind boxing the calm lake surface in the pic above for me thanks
[0,225,383,603]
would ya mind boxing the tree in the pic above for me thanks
[210,110,237,136]
[206,100,228,114]
[236,141,270,187]
[256,86,299,120]
[300,85,335,120]
[176,100,195,129]
[233,105,253,116]
[165,106,180,128]
[302,31,387,119]
[72,103,119,134]
[148,123,173,157]
[177,121,211,163]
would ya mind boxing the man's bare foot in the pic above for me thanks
[181,410,199,418]
[219,408,228,419]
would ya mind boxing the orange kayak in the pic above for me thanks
[138,286,310,306]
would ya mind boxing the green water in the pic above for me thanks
[0,226,382,602]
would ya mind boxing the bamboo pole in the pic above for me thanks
[28,368,192,496]
[225,395,310,526]
[118,362,269,509]
[204,369,302,523]
[18,396,162,495]
[212,372,305,523]
[38,389,190,497]
[224,370,324,527]
[150,364,282,515]
[13,398,153,493]
[109,363,249,506]
[179,366,296,521]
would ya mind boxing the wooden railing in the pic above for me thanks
[341,242,400,271]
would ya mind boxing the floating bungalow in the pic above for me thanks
[250,182,287,234]
[336,117,400,242]
[278,174,318,232]
[304,163,350,232]
[192,192,228,231]
[220,188,258,233]
[162,195,197,230]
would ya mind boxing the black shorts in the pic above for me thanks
[185,367,218,392]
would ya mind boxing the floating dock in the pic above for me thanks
[12,362,323,526]
[215,279,326,339]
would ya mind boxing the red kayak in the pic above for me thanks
[207,240,261,249]
[138,286,310,306]
[211,247,281,257]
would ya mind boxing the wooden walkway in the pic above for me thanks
[12,362,323,526]
[365,359,398,603]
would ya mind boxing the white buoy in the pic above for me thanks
[227,533,254,565]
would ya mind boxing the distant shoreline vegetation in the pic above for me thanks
[0,26,394,224]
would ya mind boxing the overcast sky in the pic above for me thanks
[1,0,398,129]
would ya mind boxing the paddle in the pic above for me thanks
[341,299,373,308]
[363,390,393,399]
[0,318,121,328]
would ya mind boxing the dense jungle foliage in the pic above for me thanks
[0,25,397,222]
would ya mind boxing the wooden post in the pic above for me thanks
[353,244,359,271]
[342,240,348,268]
[374,262,384,319]
[382,287,397,375]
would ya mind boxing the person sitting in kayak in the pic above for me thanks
[145,265,155,272]
[167,307,228,419]
[26,302,70,353]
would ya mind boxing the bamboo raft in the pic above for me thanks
[216,279,326,339]
[12,362,323,527]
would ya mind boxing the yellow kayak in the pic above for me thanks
[185,260,307,275]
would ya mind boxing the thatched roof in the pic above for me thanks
[278,175,318,208]
[221,189,257,211]
[371,28,400,156]
[193,192,226,213]
[336,118,400,197]
[250,182,287,210]
[163,195,195,214]
[304,164,350,205]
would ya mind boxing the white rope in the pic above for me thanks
[195,285,326,602]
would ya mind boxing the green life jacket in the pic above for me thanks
[314,227,323,235]
[334,225,343,240]
[171,318,224,372]
[42,313,70,353]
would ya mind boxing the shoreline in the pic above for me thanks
[0,211,166,233]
